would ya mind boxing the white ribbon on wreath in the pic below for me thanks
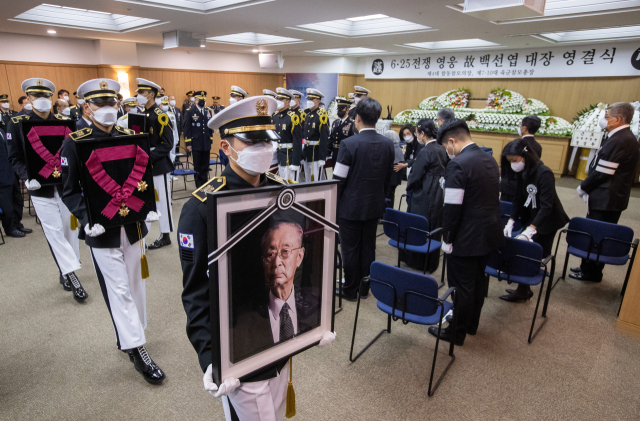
[524,184,537,209]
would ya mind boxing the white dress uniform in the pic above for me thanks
[160,97,179,162]
[302,89,329,183]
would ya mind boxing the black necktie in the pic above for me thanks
[279,303,294,342]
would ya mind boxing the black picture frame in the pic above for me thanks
[20,119,76,186]
[206,181,339,384]
[127,113,146,134]
[75,134,156,230]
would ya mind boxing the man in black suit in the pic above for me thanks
[428,119,502,346]
[519,115,543,157]
[572,102,640,282]
[334,97,395,301]
[0,128,25,238]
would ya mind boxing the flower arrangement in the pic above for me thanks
[434,88,470,109]
[522,98,549,116]
[540,116,572,136]
[571,103,606,134]
[418,96,438,110]
[485,89,525,113]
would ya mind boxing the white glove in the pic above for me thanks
[318,331,336,347]
[84,223,105,237]
[203,364,240,398]
[25,179,41,190]
[504,219,515,237]
[583,194,589,204]
[145,211,161,222]
[515,226,537,242]
[289,165,300,171]
[576,186,586,198]
[318,160,325,167]
[442,242,453,254]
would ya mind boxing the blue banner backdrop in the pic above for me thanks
[285,73,339,105]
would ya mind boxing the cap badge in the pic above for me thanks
[100,80,108,90]
[36,79,43,86]
[256,98,268,116]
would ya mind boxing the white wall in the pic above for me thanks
[0,32,98,64]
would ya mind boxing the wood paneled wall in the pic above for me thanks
[340,75,640,121]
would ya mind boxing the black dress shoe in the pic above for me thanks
[570,267,581,273]
[428,326,464,346]
[147,234,171,250]
[18,226,33,234]
[66,272,88,302]
[7,228,26,238]
[335,288,358,302]
[499,289,534,303]
[60,274,72,291]
[569,271,602,282]
[129,346,166,384]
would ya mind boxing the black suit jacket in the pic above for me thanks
[443,143,503,256]
[522,135,542,158]
[334,129,394,221]
[581,127,639,212]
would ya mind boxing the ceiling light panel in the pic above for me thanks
[293,16,432,38]
[539,25,640,43]
[11,4,165,33]
[346,14,388,21]
[543,0,640,16]
[310,47,388,55]
[206,32,308,46]
[404,39,500,51]
[115,0,275,14]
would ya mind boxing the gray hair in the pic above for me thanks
[437,108,455,121]
[384,129,400,144]
[261,222,304,250]
[608,102,634,124]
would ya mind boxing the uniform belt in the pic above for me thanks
[278,143,293,149]
[307,140,319,146]
[333,143,340,148]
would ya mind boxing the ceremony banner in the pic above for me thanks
[365,42,640,80]
[286,73,338,103]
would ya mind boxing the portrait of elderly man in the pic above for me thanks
[230,220,321,363]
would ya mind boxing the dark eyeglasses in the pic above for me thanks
[262,247,302,262]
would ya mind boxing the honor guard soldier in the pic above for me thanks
[69,91,82,121]
[229,85,248,104]
[302,88,329,182]
[116,97,138,128]
[289,89,304,121]
[178,95,335,420]
[262,89,277,99]
[6,78,87,301]
[328,96,356,169]
[273,88,302,183]
[183,90,195,117]
[184,90,214,188]
[161,96,181,163]
[0,94,15,133]
[76,90,92,130]
[60,78,166,385]
[135,78,176,250]
[209,96,225,115]
[348,86,370,121]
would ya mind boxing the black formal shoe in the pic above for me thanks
[130,346,166,384]
[67,272,88,302]
[59,274,72,291]
[18,226,33,234]
[335,288,358,302]
[499,290,534,303]
[428,326,464,346]
[7,228,26,238]
[570,267,581,273]
[569,271,602,283]
[466,328,477,336]
[147,234,171,250]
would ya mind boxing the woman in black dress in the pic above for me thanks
[501,138,570,302]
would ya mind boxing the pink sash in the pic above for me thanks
[26,126,73,178]
[85,145,149,219]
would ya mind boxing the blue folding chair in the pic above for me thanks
[553,217,638,310]
[218,148,229,167]
[382,208,443,281]
[209,152,224,176]
[500,201,523,237]
[485,237,555,343]
[171,146,198,200]
[0,206,5,245]
[350,262,457,396]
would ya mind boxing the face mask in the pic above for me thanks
[405,135,414,143]
[32,97,52,112]
[446,142,455,160]
[511,161,525,172]
[1,103,9,109]
[24,104,33,111]
[63,95,69,101]
[337,109,346,118]
[137,95,148,107]
[227,141,274,176]
[155,98,162,105]
[190,97,196,102]
[598,117,608,130]
[169,100,176,106]
[197,99,206,108]
[90,105,118,126]
[354,97,362,104]
[229,97,238,105]
[306,100,315,109]
[293,99,299,107]
[77,99,84,105]
[517,126,522,136]
[61,108,71,116]
[276,100,285,110]
[161,105,169,112]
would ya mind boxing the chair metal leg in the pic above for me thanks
[0,228,5,245]
[528,272,550,344]
[541,257,555,318]
[397,248,402,268]
[553,252,570,290]
[440,254,447,289]
[618,246,637,315]
[349,289,390,363]
[428,301,456,397]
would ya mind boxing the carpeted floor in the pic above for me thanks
[1,173,640,421]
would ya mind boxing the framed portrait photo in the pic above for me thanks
[75,134,156,230]
[207,181,338,383]
[20,119,76,186]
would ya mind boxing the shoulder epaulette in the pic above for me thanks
[115,125,135,135]
[265,171,289,185]
[70,105,77,109]
[55,114,70,120]
[69,128,92,141]
[154,108,163,116]
[11,115,29,123]
[192,176,226,202]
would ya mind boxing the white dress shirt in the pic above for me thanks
[268,286,298,343]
